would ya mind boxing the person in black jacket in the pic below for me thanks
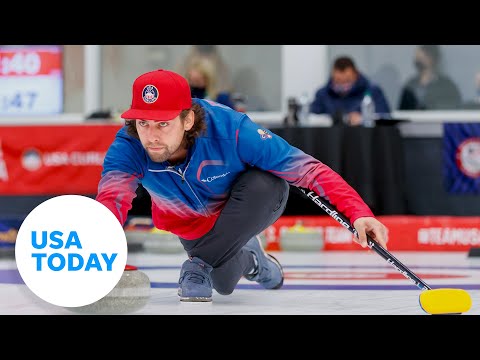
[398,45,462,110]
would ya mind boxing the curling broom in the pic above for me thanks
[298,187,472,315]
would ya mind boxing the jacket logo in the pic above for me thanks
[257,129,272,140]
[201,172,230,183]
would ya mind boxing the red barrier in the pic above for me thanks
[264,215,480,252]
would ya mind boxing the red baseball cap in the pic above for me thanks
[121,69,192,121]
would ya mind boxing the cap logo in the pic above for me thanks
[142,85,158,104]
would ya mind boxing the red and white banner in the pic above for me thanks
[0,124,122,195]
[264,215,480,252]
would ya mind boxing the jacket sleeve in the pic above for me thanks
[236,116,374,224]
[309,88,328,114]
[95,131,144,226]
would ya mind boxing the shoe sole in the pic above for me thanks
[179,297,212,302]
[178,289,212,302]
[249,235,284,290]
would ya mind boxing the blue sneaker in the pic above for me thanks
[243,235,284,289]
[178,257,213,302]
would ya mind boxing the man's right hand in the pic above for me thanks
[352,216,389,249]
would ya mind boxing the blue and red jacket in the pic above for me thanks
[96,98,374,240]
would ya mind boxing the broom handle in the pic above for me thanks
[297,187,431,291]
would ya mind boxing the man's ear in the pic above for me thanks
[184,110,194,131]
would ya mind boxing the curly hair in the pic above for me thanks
[124,103,206,149]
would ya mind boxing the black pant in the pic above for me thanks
[179,168,289,295]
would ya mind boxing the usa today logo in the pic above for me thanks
[15,195,128,308]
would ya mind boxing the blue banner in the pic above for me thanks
[443,123,480,194]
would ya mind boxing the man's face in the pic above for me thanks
[135,114,193,163]
[331,67,358,95]
[414,48,434,72]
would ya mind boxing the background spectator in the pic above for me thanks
[178,45,232,94]
[185,57,236,110]
[309,56,391,126]
[398,45,462,110]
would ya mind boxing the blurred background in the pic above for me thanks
[4,45,479,115]
[0,45,479,255]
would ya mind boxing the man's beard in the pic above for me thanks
[143,135,186,163]
[145,145,173,163]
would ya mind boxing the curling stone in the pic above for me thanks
[65,264,151,315]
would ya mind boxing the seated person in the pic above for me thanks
[310,56,391,126]
[185,57,236,110]
[178,45,233,95]
[398,45,462,110]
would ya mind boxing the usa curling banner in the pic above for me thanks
[0,124,122,195]
[443,122,480,194]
